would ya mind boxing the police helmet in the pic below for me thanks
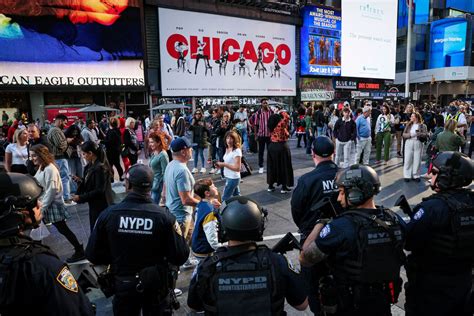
[126,164,154,191]
[0,173,43,237]
[431,152,473,190]
[335,165,381,206]
[312,136,334,158]
[217,196,267,243]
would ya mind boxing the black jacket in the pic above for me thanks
[86,192,189,276]
[104,127,122,154]
[291,160,341,240]
[334,118,357,142]
[77,159,113,226]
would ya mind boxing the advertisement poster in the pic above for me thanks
[45,107,87,123]
[300,78,334,101]
[341,0,397,79]
[300,5,341,76]
[429,18,468,69]
[0,0,144,87]
[158,8,296,96]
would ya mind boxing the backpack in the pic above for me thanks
[295,116,306,129]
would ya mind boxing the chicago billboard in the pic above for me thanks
[158,8,296,96]
[300,6,341,76]
[429,18,468,69]
[0,0,144,88]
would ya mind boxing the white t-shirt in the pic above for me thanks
[409,123,419,138]
[6,143,28,166]
[223,148,242,179]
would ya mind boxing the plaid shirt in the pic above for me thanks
[252,108,273,137]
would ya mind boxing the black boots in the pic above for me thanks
[66,245,86,263]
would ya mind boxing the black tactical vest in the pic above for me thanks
[0,237,58,307]
[332,208,405,284]
[422,191,474,260]
[198,245,284,315]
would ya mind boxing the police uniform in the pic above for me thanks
[0,235,94,316]
[315,208,406,316]
[188,243,307,315]
[85,192,190,316]
[405,189,474,316]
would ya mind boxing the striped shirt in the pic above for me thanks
[47,126,68,157]
[253,108,273,137]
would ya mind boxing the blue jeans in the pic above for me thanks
[151,180,164,204]
[68,156,83,194]
[317,127,324,137]
[193,146,205,168]
[222,177,241,202]
[239,128,248,152]
[55,158,71,200]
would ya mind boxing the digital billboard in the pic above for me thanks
[0,0,144,88]
[158,8,296,96]
[341,0,398,79]
[446,0,474,13]
[300,6,341,76]
[429,18,468,69]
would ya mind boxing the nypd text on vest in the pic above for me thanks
[118,216,154,235]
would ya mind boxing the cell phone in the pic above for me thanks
[212,159,218,168]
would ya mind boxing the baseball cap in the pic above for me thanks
[170,137,196,152]
[312,136,334,157]
[126,164,153,190]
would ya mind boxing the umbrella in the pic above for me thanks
[72,104,120,121]
[152,103,189,111]
[72,104,120,113]
[268,100,288,107]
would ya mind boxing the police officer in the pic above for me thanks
[291,135,341,314]
[188,196,308,314]
[0,173,94,316]
[300,165,406,316]
[404,151,474,316]
[85,164,190,316]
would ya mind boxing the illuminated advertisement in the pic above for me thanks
[300,5,341,76]
[429,18,468,69]
[341,0,398,79]
[158,8,296,96]
[0,0,144,87]
[300,78,334,101]
[446,0,474,13]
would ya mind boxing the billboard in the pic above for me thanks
[300,78,334,101]
[158,8,296,96]
[300,6,341,76]
[429,18,468,69]
[341,0,398,79]
[447,0,474,13]
[0,0,144,88]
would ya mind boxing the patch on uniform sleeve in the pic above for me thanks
[56,266,78,293]
[285,257,300,274]
[413,208,425,220]
[174,221,183,236]
[319,224,331,239]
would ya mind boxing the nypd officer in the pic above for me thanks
[0,173,94,316]
[300,165,406,316]
[291,135,341,314]
[188,196,308,314]
[404,151,474,316]
[86,164,190,316]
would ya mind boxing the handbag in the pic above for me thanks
[240,156,253,178]
[120,145,129,158]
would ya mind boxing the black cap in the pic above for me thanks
[126,164,153,191]
[312,136,334,157]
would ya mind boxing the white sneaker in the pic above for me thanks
[258,167,264,174]
[174,288,183,297]
[191,168,198,174]
[209,168,216,174]
[200,167,206,174]
[182,257,199,269]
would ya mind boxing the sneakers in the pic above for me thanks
[200,167,206,174]
[191,168,198,174]
[281,187,291,194]
[209,168,217,174]
[64,199,77,206]
[174,288,183,297]
[259,167,264,174]
[182,257,199,269]
[267,186,275,192]
[66,246,86,263]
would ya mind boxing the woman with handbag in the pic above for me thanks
[123,117,140,166]
[402,112,428,182]
[267,109,294,194]
[215,131,242,202]
[31,144,85,263]
[72,141,113,231]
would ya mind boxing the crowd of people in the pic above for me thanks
[0,97,473,316]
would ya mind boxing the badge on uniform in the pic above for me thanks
[56,266,79,293]
[319,224,331,238]
[174,221,183,236]
[413,208,425,220]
